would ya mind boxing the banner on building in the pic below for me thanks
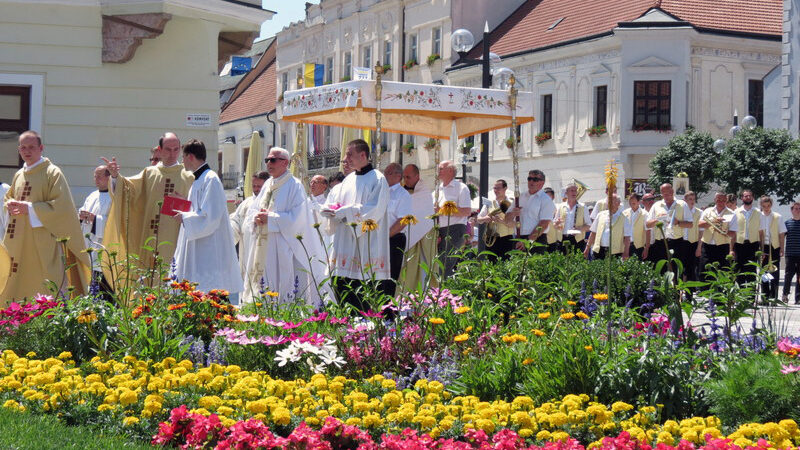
[230,56,252,76]
[352,66,372,80]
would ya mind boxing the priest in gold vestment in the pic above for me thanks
[102,133,194,290]
[0,131,90,305]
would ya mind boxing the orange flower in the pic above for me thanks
[167,303,187,311]
[145,317,153,325]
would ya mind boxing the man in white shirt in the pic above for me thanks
[732,189,765,284]
[623,193,650,260]
[760,195,786,300]
[646,183,692,268]
[381,163,413,297]
[309,175,328,209]
[549,183,591,253]
[510,169,555,254]
[172,139,242,295]
[79,165,112,293]
[682,191,703,282]
[434,160,471,277]
[584,194,631,260]
[698,192,737,281]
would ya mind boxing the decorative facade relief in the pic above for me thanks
[691,47,781,64]
[101,13,171,63]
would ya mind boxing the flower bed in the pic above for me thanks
[1,351,799,449]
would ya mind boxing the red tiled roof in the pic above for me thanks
[472,0,781,60]
[220,41,277,123]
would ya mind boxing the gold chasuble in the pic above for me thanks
[102,164,193,291]
[0,159,90,304]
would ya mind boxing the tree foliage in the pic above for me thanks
[648,128,717,196]
[716,128,799,203]
[649,127,800,203]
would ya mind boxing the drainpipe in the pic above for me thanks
[265,109,277,148]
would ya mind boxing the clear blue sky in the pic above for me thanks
[259,1,320,40]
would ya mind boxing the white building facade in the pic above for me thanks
[446,7,781,202]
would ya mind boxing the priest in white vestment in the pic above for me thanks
[230,171,268,279]
[309,174,331,249]
[173,139,243,294]
[397,164,436,294]
[79,165,112,274]
[243,148,330,306]
[321,139,390,311]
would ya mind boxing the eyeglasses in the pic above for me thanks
[265,157,287,164]
[527,177,543,182]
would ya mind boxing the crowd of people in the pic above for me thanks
[2,130,800,310]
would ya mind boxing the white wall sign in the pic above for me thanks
[186,113,211,127]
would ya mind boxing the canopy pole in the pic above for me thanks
[509,75,520,238]
[291,77,309,193]
[374,62,384,170]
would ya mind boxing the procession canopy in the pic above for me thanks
[279,80,534,140]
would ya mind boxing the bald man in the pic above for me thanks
[435,160,471,277]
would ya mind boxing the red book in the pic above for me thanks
[160,195,191,216]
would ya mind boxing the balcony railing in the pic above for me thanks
[221,171,241,190]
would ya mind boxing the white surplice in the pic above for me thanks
[174,168,243,293]
[324,167,390,280]
[406,179,435,248]
[79,189,111,272]
[229,195,257,279]
[242,172,331,306]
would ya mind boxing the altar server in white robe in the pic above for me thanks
[79,165,112,273]
[173,139,243,294]
[230,171,268,278]
[243,147,330,306]
[321,139,390,311]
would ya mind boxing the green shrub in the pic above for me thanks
[704,353,800,426]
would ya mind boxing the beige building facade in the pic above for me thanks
[0,0,271,201]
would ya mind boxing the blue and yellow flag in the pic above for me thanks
[303,63,324,87]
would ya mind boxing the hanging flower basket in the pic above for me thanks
[459,142,474,155]
[587,125,607,137]
[505,137,520,149]
[423,138,437,150]
[402,142,415,155]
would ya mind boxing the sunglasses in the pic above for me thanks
[527,177,543,182]
[265,157,287,164]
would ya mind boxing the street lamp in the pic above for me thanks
[451,22,514,251]
[713,111,758,153]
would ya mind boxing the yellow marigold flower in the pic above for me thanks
[454,333,469,343]
[361,219,379,233]
[522,358,534,365]
[537,430,552,441]
[439,201,459,216]
[429,317,445,325]
[532,329,546,337]
[593,293,609,302]
[455,306,471,314]
[576,311,589,320]
[76,310,98,324]
[57,351,72,360]
[611,401,633,413]
[122,416,140,426]
[560,312,575,320]
[567,301,577,306]
[266,291,279,298]
[465,326,473,333]
[399,215,419,226]
[584,345,593,352]
[538,312,551,319]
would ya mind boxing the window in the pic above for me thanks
[541,94,553,134]
[363,45,372,68]
[281,72,288,93]
[594,85,607,127]
[343,51,352,80]
[633,80,671,131]
[325,57,333,83]
[383,41,392,67]
[748,79,763,127]
[409,34,418,62]
[432,27,441,56]
[280,132,287,148]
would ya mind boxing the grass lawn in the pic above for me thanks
[0,408,151,449]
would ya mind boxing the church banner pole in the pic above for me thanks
[508,75,521,239]
[374,62,384,169]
